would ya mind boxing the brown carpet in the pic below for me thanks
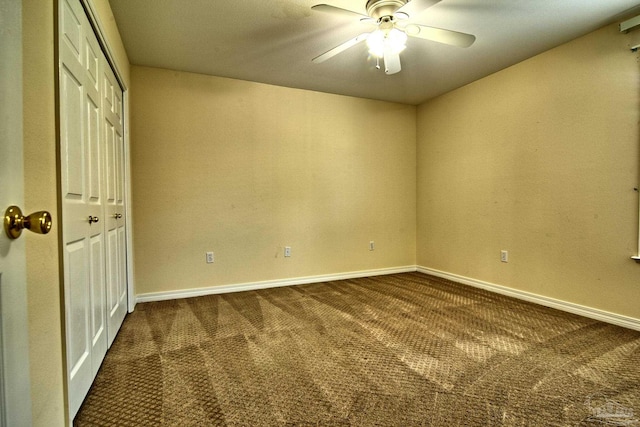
[74,272,640,426]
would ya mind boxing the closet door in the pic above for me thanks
[102,60,127,346]
[59,0,107,417]
[59,0,128,418]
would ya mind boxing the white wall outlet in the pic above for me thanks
[284,246,291,257]
[369,241,375,251]
[206,251,214,264]
[500,250,508,263]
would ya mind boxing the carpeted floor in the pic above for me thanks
[74,272,640,426]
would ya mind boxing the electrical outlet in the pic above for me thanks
[206,252,214,264]
[284,246,291,257]
[369,241,375,251]
[500,250,508,263]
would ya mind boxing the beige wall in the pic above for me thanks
[22,0,130,425]
[131,66,417,295]
[417,21,640,319]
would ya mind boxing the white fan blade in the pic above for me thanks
[404,24,475,48]
[311,4,369,20]
[383,48,401,75]
[396,0,441,19]
[312,33,370,63]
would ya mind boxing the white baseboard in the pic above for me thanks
[135,264,640,332]
[136,265,417,303]
[417,266,640,332]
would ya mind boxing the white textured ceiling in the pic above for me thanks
[108,0,640,105]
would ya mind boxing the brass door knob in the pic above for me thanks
[113,213,122,219]
[88,216,100,224]
[4,206,53,240]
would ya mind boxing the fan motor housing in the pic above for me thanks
[365,0,407,19]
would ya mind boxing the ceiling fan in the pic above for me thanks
[311,0,476,75]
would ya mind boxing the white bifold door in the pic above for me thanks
[59,0,128,419]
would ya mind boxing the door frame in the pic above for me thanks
[76,0,135,313]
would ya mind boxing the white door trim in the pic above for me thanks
[78,0,135,312]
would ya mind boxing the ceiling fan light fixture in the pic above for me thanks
[366,28,407,58]
[311,0,476,76]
